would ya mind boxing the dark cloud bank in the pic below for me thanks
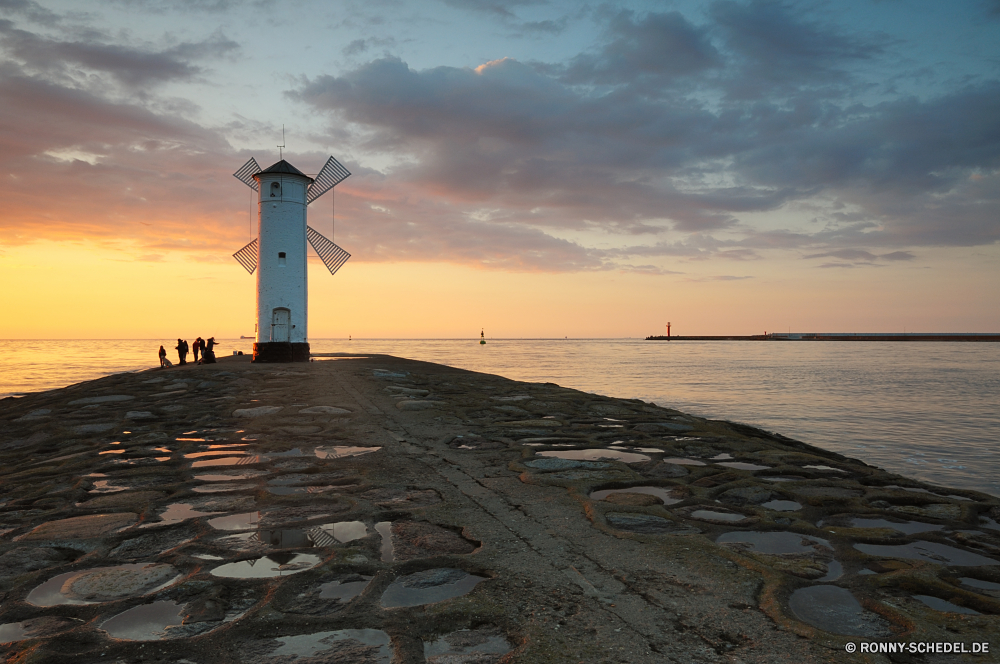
[1,1,998,273]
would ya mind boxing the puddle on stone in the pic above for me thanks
[760,476,805,482]
[212,553,322,578]
[257,529,314,549]
[207,443,250,449]
[208,512,261,531]
[524,458,610,470]
[267,629,391,663]
[818,559,844,582]
[689,510,748,522]
[716,462,771,471]
[375,521,394,562]
[191,456,265,468]
[193,553,225,561]
[381,568,488,608]
[141,503,223,528]
[176,438,208,442]
[100,600,185,640]
[267,485,338,496]
[716,531,832,555]
[803,465,846,472]
[424,628,513,663]
[960,577,1000,594]
[194,471,267,482]
[314,446,382,460]
[854,541,999,566]
[660,457,706,466]
[184,450,247,460]
[761,500,801,511]
[788,586,891,636]
[309,521,368,546]
[606,513,699,535]
[0,622,30,643]
[883,485,972,501]
[979,517,1000,532]
[536,449,650,463]
[192,483,257,493]
[912,594,980,614]
[89,480,129,494]
[589,486,682,505]
[710,453,734,461]
[99,449,125,455]
[319,575,374,601]
[608,445,664,453]
[27,563,180,606]
[0,617,77,643]
[848,518,944,535]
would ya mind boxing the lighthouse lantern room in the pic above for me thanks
[232,154,352,362]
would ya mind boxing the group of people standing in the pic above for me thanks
[158,337,218,367]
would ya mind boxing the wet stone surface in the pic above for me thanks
[2,353,998,663]
[381,568,488,608]
[424,627,513,663]
[606,513,700,535]
[788,585,893,637]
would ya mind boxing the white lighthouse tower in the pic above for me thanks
[232,155,351,362]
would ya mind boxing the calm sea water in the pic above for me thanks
[1,338,998,497]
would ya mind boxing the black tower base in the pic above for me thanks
[253,342,310,363]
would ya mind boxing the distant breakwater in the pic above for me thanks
[646,333,1000,342]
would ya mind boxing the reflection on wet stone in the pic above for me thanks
[854,541,999,567]
[0,617,78,643]
[424,627,513,663]
[100,600,185,641]
[27,563,180,606]
[606,513,700,535]
[375,521,394,562]
[249,628,392,664]
[279,574,375,615]
[380,568,488,608]
[788,586,892,637]
[590,486,683,505]
[524,458,610,471]
[211,553,322,579]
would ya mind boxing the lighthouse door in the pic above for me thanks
[272,308,290,342]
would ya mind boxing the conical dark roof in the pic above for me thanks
[255,159,312,180]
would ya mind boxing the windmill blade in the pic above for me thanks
[306,156,350,204]
[233,157,261,191]
[307,226,351,275]
[233,239,258,274]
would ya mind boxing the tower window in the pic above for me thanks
[278,252,286,266]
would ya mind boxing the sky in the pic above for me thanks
[1,0,998,338]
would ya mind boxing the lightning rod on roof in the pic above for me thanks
[277,124,285,159]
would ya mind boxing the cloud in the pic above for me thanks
[1,1,997,279]
[684,274,754,282]
[804,249,917,266]
[293,39,1000,261]
[0,21,239,89]
[710,0,888,98]
[561,10,720,85]
[0,0,60,25]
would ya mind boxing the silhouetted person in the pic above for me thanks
[176,339,188,365]
[203,337,219,364]
[192,337,202,364]
[158,345,170,367]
